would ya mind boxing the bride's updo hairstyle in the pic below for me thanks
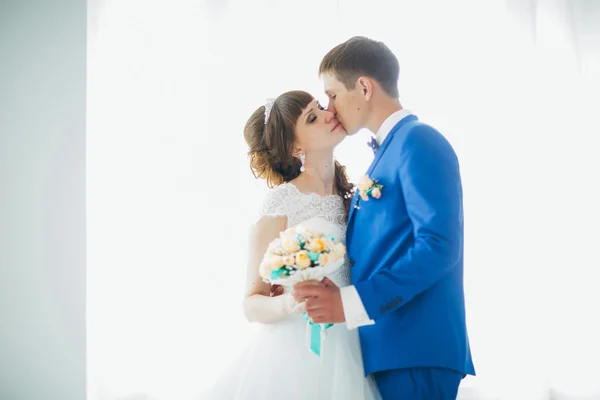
[244,90,353,218]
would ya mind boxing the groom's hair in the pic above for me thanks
[319,36,400,98]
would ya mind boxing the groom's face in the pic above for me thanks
[322,72,364,136]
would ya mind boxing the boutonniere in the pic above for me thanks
[356,175,383,201]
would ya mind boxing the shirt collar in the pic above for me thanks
[375,109,413,146]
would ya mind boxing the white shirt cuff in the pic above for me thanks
[340,285,375,330]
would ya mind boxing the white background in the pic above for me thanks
[86,1,600,399]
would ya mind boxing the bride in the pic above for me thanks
[205,91,380,399]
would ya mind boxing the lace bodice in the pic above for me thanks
[259,182,351,288]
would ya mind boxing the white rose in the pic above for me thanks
[371,187,382,199]
[281,236,301,253]
[357,175,374,191]
[331,243,346,260]
[295,250,312,269]
[322,236,335,251]
[267,238,284,255]
[282,255,296,266]
[268,254,285,270]
[305,238,325,253]
[317,253,331,266]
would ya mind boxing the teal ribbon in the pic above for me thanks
[302,313,333,356]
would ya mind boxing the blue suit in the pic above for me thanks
[346,115,475,398]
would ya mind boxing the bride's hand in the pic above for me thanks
[282,293,306,314]
[269,284,305,314]
[270,284,284,297]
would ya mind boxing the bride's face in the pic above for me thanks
[294,99,346,153]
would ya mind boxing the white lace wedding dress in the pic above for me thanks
[205,183,381,400]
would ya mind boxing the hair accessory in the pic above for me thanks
[264,98,276,124]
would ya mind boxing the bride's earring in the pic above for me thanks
[299,153,306,172]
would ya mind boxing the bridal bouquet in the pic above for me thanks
[259,218,346,360]
[259,226,346,285]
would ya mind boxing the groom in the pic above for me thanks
[293,36,475,399]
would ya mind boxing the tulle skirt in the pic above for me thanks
[204,313,381,400]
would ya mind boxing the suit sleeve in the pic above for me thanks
[355,125,464,320]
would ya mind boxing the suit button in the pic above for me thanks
[349,259,355,267]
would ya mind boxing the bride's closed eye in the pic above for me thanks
[307,103,325,124]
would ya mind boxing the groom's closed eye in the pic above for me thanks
[326,96,335,111]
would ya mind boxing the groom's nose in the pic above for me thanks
[324,110,335,123]
[327,107,338,120]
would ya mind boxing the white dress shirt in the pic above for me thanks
[340,109,413,330]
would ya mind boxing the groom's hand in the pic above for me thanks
[292,278,345,324]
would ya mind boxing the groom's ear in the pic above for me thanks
[357,77,373,101]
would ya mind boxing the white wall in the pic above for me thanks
[0,1,86,399]
[86,1,600,399]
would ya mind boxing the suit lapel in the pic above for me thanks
[347,115,419,230]
[365,115,418,177]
